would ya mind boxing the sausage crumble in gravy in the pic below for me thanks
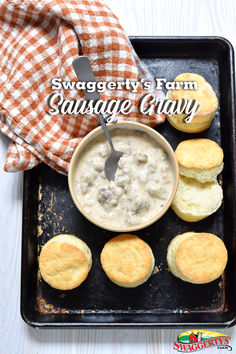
[73,129,174,227]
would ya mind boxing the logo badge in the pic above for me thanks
[174,330,232,352]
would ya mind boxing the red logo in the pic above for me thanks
[173,330,232,352]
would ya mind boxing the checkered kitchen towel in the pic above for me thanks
[0,0,165,174]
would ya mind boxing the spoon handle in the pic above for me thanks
[72,56,115,151]
[97,113,115,151]
[72,56,100,101]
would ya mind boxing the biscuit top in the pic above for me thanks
[175,139,223,169]
[100,234,154,285]
[39,235,90,290]
[169,73,218,116]
[176,233,227,284]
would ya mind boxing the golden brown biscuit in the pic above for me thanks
[39,234,92,290]
[167,232,228,284]
[167,73,218,133]
[175,139,224,183]
[100,234,155,288]
[171,175,223,222]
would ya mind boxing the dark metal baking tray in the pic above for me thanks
[21,37,236,328]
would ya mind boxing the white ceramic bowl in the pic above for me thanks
[68,121,179,232]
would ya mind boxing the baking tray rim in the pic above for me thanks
[20,35,236,328]
[20,313,236,329]
[129,35,235,47]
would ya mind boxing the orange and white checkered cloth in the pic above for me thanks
[0,0,165,174]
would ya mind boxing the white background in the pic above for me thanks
[0,0,236,353]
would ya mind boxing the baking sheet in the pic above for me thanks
[21,37,236,328]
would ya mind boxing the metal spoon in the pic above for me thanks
[72,56,124,181]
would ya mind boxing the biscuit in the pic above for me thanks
[100,234,155,288]
[167,232,228,284]
[167,73,218,133]
[171,175,223,222]
[39,234,92,290]
[175,139,224,183]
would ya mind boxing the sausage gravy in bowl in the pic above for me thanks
[69,122,179,232]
